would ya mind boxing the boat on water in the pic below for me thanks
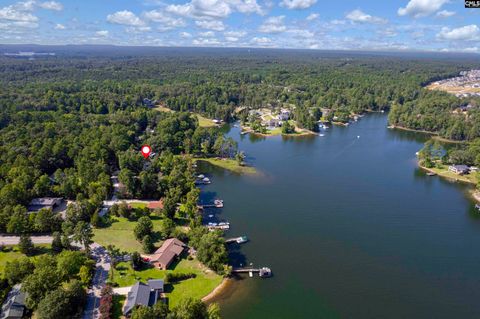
[214,199,224,207]
[236,236,248,244]
[259,267,272,278]
[475,204,480,211]
[427,172,437,176]
[319,134,325,137]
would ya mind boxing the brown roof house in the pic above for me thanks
[150,238,186,270]
[147,200,164,211]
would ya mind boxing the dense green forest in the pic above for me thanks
[1,46,479,318]
[1,48,479,214]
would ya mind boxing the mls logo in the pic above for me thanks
[465,0,480,8]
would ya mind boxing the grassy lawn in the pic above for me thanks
[195,114,217,128]
[195,158,257,175]
[0,244,51,275]
[128,202,147,209]
[93,215,165,253]
[422,163,478,185]
[111,259,222,308]
[112,295,126,319]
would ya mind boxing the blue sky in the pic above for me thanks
[0,0,479,52]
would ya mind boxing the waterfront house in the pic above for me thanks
[27,197,63,212]
[448,165,470,175]
[0,284,26,319]
[149,238,186,270]
[123,280,164,316]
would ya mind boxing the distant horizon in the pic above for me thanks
[0,0,479,54]
[1,43,479,56]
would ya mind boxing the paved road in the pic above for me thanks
[0,235,53,245]
[83,243,111,319]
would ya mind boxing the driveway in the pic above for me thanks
[83,243,111,319]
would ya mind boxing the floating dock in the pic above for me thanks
[232,267,272,278]
[198,199,223,209]
[226,236,248,244]
[207,222,230,231]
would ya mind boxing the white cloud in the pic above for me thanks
[199,31,215,37]
[224,30,246,37]
[107,10,145,26]
[306,13,319,21]
[346,9,387,24]
[0,4,38,22]
[126,26,151,33]
[377,28,398,37]
[180,31,192,38]
[280,0,316,10]
[95,30,109,37]
[288,29,314,38]
[225,36,239,42]
[259,16,286,33]
[398,0,448,18]
[38,1,63,11]
[437,25,480,41]
[54,23,65,30]
[195,19,225,31]
[436,10,455,18]
[193,37,220,45]
[251,36,273,46]
[144,10,186,30]
[166,0,262,19]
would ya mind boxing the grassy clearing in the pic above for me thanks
[155,105,174,113]
[195,114,217,128]
[421,163,478,185]
[93,215,165,253]
[196,158,257,175]
[128,202,148,209]
[111,258,222,309]
[0,244,51,275]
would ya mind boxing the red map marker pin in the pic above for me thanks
[141,145,151,159]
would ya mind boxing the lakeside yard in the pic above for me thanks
[420,163,479,185]
[93,212,166,252]
[111,258,222,309]
[195,158,257,175]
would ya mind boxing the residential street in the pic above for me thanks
[83,243,111,319]
[0,235,53,245]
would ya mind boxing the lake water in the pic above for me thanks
[198,113,480,319]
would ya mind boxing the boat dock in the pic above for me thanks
[198,199,224,209]
[207,222,230,231]
[232,267,272,278]
[226,236,248,244]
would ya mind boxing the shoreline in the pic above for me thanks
[418,162,480,204]
[389,125,465,144]
[201,277,233,304]
[194,158,258,175]
[241,126,317,138]
[418,163,477,185]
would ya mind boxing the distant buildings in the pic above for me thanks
[123,280,164,316]
[0,284,26,319]
[27,197,63,212]
[149,238,186,270]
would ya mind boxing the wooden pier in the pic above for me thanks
[232,267,272,278]
[198,199,223,209]
[226,236,248,244]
